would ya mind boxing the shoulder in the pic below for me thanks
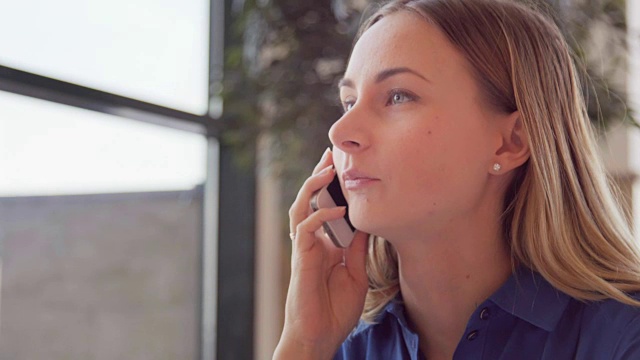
[579,293,640,328]
[576,293,640,358]
[580,292,640,322]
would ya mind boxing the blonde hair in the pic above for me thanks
[359,0,640,323]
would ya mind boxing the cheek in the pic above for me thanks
[331,148,346,168]
[391,130,469,200]
[397,130,446,177]
[386,137,445,202]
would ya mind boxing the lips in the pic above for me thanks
[342,169,380,190]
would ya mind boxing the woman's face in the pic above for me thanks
[330,11,505,240]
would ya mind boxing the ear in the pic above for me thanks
[492,111,530,174]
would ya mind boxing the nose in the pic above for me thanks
[328,108,370,153]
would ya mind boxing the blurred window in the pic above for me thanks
[0,91,208,359]
[0,0,210,115]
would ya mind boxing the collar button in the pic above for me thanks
[479,307,490,320]
[466,330,479,341]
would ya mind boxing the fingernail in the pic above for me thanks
[320,147,330,162]
[319,165,334,175]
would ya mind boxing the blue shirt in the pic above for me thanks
[334,268,640,359]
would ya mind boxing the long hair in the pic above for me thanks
[358,0,640,323]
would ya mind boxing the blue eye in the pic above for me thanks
[387,90,415,106]
[341,99,355,113]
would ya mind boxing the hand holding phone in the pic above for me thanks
[276,150,369,359]
[310,175,356,248]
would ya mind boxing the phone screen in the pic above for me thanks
[327,177,356,232]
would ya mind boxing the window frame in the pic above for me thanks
[0,0,256,358]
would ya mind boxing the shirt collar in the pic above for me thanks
[489,267,571,332]
[381,267,571,333]
[384,296,412,328]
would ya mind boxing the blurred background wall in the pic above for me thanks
[0,189,202,360]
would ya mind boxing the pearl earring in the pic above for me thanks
[493,163,502,172]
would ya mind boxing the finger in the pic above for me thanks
[289,148,334,234]
[294,206,347,253]
[289,165,336,233]
[311,147,333,175]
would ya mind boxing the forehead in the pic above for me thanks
[345,11,470,85]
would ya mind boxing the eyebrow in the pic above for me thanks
[338,67,430,89]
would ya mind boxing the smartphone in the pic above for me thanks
[310,175,356,248]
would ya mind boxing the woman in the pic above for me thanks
[274,0,640,359]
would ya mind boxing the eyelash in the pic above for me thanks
[340,89,417,113]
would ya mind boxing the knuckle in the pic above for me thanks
[301,177,315,191]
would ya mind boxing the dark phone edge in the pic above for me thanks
[311,190,349,248]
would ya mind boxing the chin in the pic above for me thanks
[348,204,398,238]
[349,214,370,233]
[350,215,384,237]
[351,213,414,242]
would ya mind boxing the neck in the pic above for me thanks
[387,202,512,359]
